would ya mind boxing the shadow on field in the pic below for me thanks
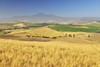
[0,34,51,42]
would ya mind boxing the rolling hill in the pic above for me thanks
[28,27,64,38]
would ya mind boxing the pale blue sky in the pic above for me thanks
[0,0,100,18]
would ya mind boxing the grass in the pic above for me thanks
[48,24,100,33]
[0,39,100,67]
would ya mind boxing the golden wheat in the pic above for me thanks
[0,39,100,67]
[29,27,64,37]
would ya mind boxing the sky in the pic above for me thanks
[0,0,100,18]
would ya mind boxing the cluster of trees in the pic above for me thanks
[65,34,76,37]
[65,34,91,38]
[0,27,27,32]
[0,27,27,34]
[26,35,57,39]
[3,31,12,34]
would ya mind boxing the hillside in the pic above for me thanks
[28,27,64,38]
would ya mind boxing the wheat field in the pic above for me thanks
[0,39,100,67]
[29,27,64,37]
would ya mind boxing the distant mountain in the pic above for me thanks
[0,13,68,22]
[0,13,100,23]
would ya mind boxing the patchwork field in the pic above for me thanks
[0,22,100,67]
[48,23,100,33]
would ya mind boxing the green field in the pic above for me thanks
[48,24,100,33]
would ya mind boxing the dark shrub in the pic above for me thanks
[52,37,56,39]
[43,36,50,38]
[26,35,31,37]
[88,35,90,37]
[73,34,75,37]
[0,29,3,31]
[69,34,72,37]
[4,32,7,34]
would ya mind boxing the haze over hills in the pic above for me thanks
[0,13,100,23]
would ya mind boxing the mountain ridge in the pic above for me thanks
[0,13,100,23]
